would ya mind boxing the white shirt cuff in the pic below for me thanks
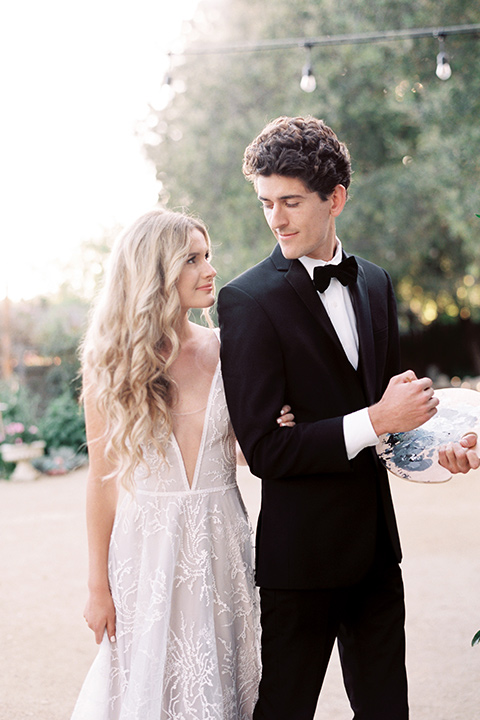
[343,407,379,460]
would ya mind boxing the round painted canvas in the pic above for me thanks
[376,387,480,483]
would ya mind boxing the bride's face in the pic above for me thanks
[176,229,217,312]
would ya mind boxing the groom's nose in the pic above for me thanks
[264,201,282,228]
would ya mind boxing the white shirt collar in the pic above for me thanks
[298,238,343,280]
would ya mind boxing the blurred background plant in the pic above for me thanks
[0,382,87,479]
[0,292,89,478]
[39,391,86,453]
[1,421,41,445]
[32,446,87,476]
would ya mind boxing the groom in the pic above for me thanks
[217,116,438,719]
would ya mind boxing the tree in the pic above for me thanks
[142,0,480,373]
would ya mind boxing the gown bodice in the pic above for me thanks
[135,360,237,496]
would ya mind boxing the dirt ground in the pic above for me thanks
[1,463,480,720]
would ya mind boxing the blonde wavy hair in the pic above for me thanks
[81,209,212,491]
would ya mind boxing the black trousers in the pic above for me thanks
[252,560,409,720]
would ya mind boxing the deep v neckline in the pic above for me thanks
[171,332,221,490]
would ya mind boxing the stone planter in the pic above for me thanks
[1,440,46,481]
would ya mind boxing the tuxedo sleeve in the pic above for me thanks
[218,284,351,480]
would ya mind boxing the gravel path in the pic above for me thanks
[1,464,479,719]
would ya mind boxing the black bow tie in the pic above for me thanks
[313,255,358,293]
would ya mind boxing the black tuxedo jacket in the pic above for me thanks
[218,244,402,589]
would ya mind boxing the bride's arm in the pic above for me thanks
[82,382,119,644]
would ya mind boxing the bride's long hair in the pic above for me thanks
[81,209,212,491]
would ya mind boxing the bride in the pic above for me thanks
[71,209,293,720]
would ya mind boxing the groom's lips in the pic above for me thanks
[277,231,298,240]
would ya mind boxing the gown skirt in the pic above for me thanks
[71,362,260,720]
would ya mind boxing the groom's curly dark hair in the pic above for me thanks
[242,116,351,201]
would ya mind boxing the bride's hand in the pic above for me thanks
[235,405,295,466]
[438,432,479,474]
[84,587,116,644]
[277,404,295,428]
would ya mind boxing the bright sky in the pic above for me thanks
[0,0,198,301]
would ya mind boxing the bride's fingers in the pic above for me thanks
[438,442,478,474]
[277,412,295,427]
[276,404,295,426]
[460,432,478,448]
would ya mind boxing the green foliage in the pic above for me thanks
[142,0,480,372]
[40,391,86,454]
[0,380,41,430]
[10,293,89,407]
[0,456,14,479]
[1,236,114,465]
[32,446,87,475]
[472,630,480,647]
[0,377,87,478]
[2,421,41,445]
[34,295,88,400]
[0,380,43,479]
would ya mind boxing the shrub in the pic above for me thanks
[0,380,41,430]
[40,392,86,453]
[0,381,43,479]
[32,446,87,475]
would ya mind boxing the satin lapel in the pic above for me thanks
[350,262,376,405]
[283,256,347,357]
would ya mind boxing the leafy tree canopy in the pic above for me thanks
[142,0,480,371]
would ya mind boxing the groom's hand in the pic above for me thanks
[368,370,438,436]
[438,432,480,474]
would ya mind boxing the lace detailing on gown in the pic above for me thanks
[71,361,260,720]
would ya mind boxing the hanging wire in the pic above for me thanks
[162,23,479,89]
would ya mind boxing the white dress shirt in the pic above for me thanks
[298,240,379,460]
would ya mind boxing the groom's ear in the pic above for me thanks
[329,185,347,217]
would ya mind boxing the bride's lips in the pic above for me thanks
[197,284,214,291]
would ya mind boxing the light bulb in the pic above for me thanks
[435,40,452,80]
[300,64,316,93]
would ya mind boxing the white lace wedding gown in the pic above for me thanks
[71,360,260,720]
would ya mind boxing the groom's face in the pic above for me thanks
[256,174,339,262]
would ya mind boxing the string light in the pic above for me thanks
[163,23,480,91]
[162,52,173,86]
[436,35,452,80]
[300,44,316,93]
